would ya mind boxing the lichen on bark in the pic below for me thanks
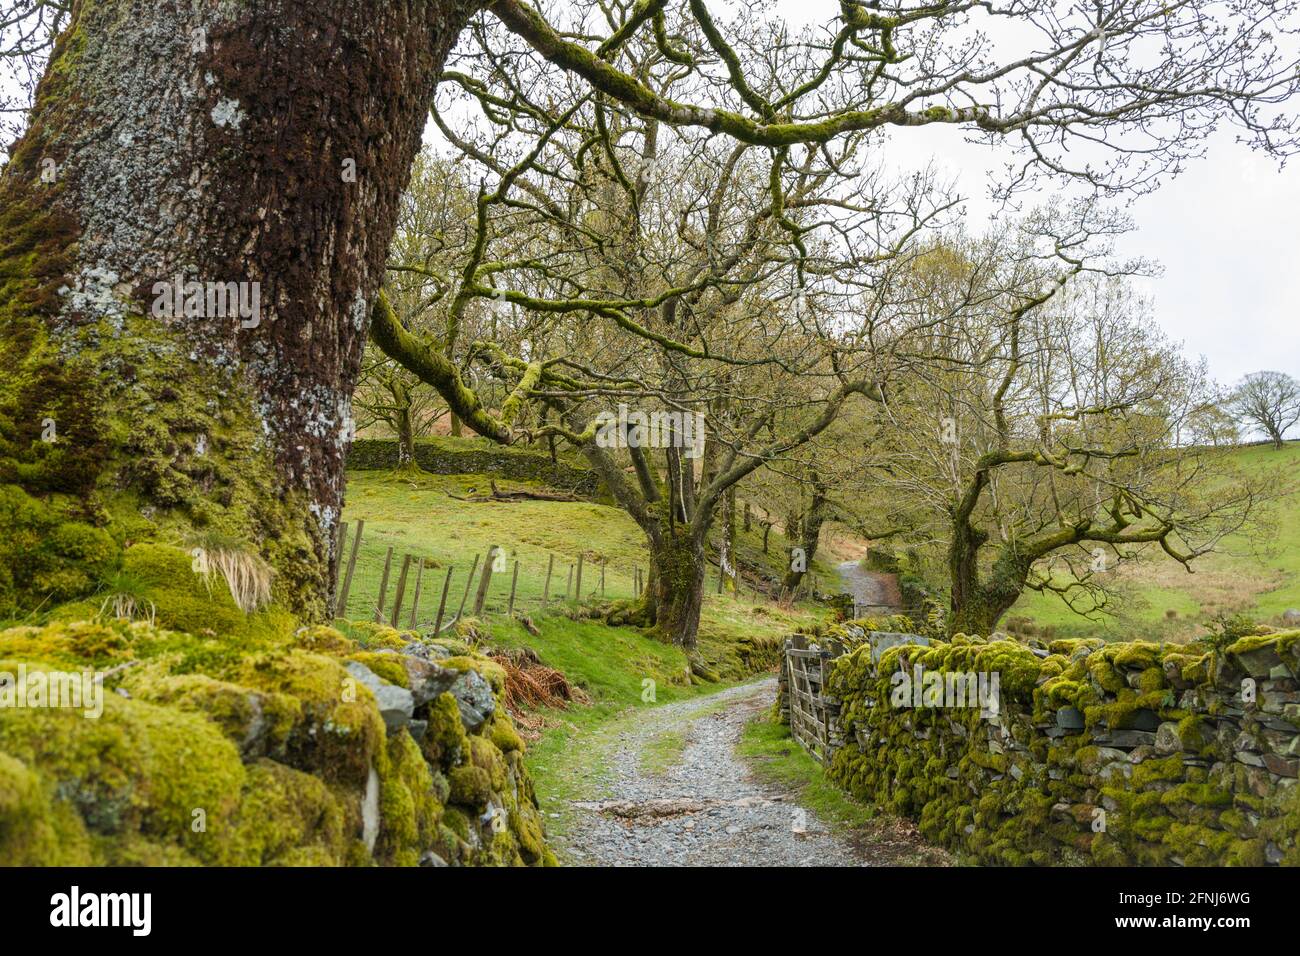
[0,0,482,621]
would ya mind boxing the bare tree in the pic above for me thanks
[1229,371,1300,450]
[863,223,1279,635]
[0,1,70,146]
[375,25,915,646]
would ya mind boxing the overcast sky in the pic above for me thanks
[874,122,1300,390]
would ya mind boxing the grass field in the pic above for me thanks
[336,463,835,633]
[1009,441,1300,639]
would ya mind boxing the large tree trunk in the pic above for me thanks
[947,583,1029,637]
[0,0,477,620]
[644,531,707,649]
[947,532,1026,637]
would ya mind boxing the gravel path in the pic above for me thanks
[836,560,902,612]
[555,679,869,867]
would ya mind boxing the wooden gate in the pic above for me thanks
[784,644,836,762]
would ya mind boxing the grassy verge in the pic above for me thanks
[737,713,879,831]
[737,711,955,866]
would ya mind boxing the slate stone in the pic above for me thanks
[1056,706,1086,731]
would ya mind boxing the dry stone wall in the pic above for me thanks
[782,624,1300,865]
[346,438,602,497]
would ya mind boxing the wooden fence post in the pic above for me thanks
[390,554,412,627]
[575,554,584,601]
[456,553,480,623]
[507,560,519,616]
[473,547,498,616]
[336,519,364,618]
[408,557,425,628]
[331,520,348,608]
[565,564,573,601]
[600,559,606,596]
[542,554,554,604]
[374,546,394,623]
[434,565,454,635]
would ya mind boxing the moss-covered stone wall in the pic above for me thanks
[346,437,602,497]
[0,599,556,866]
[787,623,1300,866]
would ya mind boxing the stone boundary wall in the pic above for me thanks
[346,438,602,497]
[781,626,1300,865]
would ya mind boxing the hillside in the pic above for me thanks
[1009,441,1300,639]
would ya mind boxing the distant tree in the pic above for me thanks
[860,222,1280,636]
[1229,371,1300,450]
[352,352,446,470]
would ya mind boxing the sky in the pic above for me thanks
[871,121,1300,390]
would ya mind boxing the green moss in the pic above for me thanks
[0,617,136,668]
[1088,658,1126,694]
[1113,642,1162,670]
[228,759,347,865]
[0,485,120,615]
[486,710,524,753]
[449,765,492,807]
[120,670,298,757]
[374,729,443,866]
[0,689,246,864]
[1177,715,1208,751]
[346,651,409,687]
[820,627,1299,867]
[440,654,506,694]
[0,751,93,864]
[346,621,412,650]
[1161,782,1231,809]
[1131,755,1185,790]
[116,543,247,637]
[421,692,470,766]
[229,650,383,787]
[0,614,552,867]
[292,625,357,654]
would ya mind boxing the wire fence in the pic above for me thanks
[329,519,818,632]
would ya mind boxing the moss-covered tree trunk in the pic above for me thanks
[644,530,707,650]
[0,0,479,620]
[947,529,1028,636]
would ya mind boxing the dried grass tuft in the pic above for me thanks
[489,646,589,719]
